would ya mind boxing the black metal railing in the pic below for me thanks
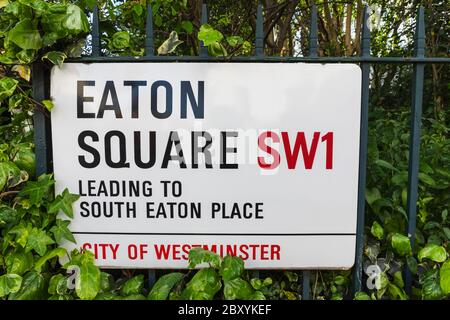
[32,2,450,300]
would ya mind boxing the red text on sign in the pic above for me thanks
[257,131,333,170]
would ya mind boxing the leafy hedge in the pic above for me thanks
[0,0,449,300]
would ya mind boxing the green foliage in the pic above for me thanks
[0,0,448,301]
[0,171,79,300]
[181,268,222,300]
[0,273,22,297]
[198,24,223,46]
[0,1,89,64]
[110,31,130,51]
[8,271,45,300]
[9,18,42,50]
[65,250,101,300]
[157,31,183,55]
[440,261,450,295]
[0,77,18,101]
[188,247,222,269]
[418,244,448,263]
[48,188,80,218]
[360,108,450,300]
[148,272,184,300]
[41,51,66,67]
[391,233,412,257]
[148,248,267,300]
[120,274,144,296]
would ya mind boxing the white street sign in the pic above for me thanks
[51,63,361,269]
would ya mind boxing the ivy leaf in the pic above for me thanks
[26,228,54,256]
[76,259,101,300]
[208,42,227,57]
[188,247,222,268]
[65,39,86,58]
[42,100,54,111]
[219,255,244,281]
[8,271,46,300]
[111,31,130,50]
[0,0,9,9]
[406,256,418,274]
[198,24,223,46]
[374,159,399,172]
[5,249,34,275]
[48,274,66,295]
[11,65,31,81]
[0,161,21,190]
[99,272,112,292]
[0,205,18,226]
[443,227,450,240]
[181,268,221,300]
[392,271,404,288]
[16,49,36,64]
[354,292,372,300]
[365,187,381,207]
[67,251,101,300]
[34,247,66,272]
[120,274,144,296]
[0,274,22,298]
[226,36,243,47]
[440,261,450,295]
[132,4,143,16]
[157,31,183,55]
[50,219,76,244]
[9,93,23,111]
[9,18,42,50]
[250,291,266,300]
[154,15,162,27]
[13,143,35,177]
[418,244,448,263]
[15,0,48,12]
[148,272,184,300]
[42,51,67,67]
[223,278,255,300]
[0,77,18,101]
[48,188,80,218]
[371,221,384,240]
[64,4,89,34]
[181,20,193,34]
[418,173,436,186]
[391,233,412,256]
[8,222,33,248]
[420,269,444,300]
[387,283,407,300]
[19,174,54,207]
[95,292,119,300]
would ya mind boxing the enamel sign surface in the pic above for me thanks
[51,63,361,269]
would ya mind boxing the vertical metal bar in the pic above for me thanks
[32,63,52,177]
[302,271,310,300]
[144,3,155,285]
[352,6,371,294]
[405,6,425,296]
[255,2,264,57]
[309,3,318,57]
[199,3,208,57]
[145,5,154,57]
[250,0,262,279]
[92,5,101,57]
[148,270,156,288]
[301,3,318,300]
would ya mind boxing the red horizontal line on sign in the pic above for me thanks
[71,232,356,236]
